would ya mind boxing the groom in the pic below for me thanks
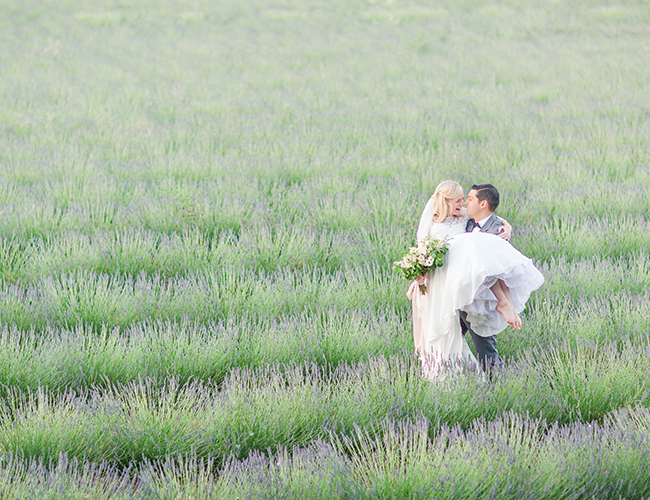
[461,183,508,373]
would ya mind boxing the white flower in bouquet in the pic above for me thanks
[424,256,435,266]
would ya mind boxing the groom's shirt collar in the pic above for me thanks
[476,214,492,228]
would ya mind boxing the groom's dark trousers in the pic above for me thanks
[460,213,504,372]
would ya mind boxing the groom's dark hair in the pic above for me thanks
[471,184,499,212]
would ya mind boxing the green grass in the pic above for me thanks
[1,0,649,496]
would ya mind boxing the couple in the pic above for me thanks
[408,181,544,379]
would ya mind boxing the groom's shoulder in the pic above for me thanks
[483,213,503,234]
[491,213,504,226]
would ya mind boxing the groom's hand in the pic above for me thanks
[498,220,512,241]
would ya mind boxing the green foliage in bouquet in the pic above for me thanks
[394,236,448,293]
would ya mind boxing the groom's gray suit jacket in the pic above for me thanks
[461,213,504,371]
[465,213,503,235]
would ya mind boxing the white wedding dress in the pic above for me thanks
[411,211,544,379]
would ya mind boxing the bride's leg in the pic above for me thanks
[490,280,522,330]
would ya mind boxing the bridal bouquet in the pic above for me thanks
[394,235,448,294]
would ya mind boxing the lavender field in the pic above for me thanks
[1,0,650,497]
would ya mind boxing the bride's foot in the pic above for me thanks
[491,279,522,330]
[496,300,521,330]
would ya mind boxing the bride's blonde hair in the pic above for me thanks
[431,180,464,223]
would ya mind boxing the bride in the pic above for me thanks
[408,180,544,378]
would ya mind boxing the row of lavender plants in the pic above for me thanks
[0,407,649,499]
[0,215,649,281]
[0,335,648,466]
[0,259,646,350]
[0,294,643,390]
[0,267,645,384]
[0,176,647,235]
